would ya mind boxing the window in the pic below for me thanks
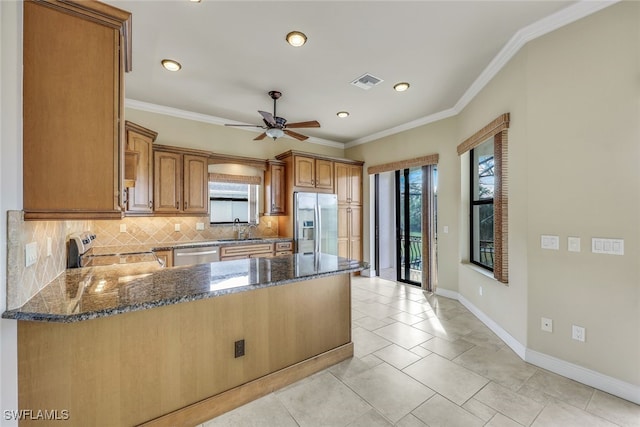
[457,113,509,284]
[470,139,494,270]
[209,181,259,224]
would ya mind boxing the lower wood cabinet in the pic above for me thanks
[154,249,173,267]
[219,241,293,261]
[338,205,362,261]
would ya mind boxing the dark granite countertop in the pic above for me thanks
[87,237,293,255]
[3,253,366,323]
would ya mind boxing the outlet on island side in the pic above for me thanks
[234,339,245,358]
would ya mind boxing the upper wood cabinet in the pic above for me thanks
[124,121,157,214]
[335,162,362,206]
[22,0,132,220]
[264,160,286,215]
[276,151,334,193]
[153,148,208,215]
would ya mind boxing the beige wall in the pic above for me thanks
[349,1,639,388]
[125,108,345,160]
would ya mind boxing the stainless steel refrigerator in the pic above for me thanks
[294,192,338,255]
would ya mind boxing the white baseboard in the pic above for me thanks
[434,288,640,405]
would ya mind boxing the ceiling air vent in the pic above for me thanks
[351,73,384,90]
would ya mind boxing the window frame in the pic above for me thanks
[469,140,495,272]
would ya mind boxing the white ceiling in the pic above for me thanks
[106,1,609,146]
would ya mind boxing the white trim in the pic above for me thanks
[458,294,527,359]
[347,0,619,148]
[526,349,640,405]
[125,99,345,149]
[433,288,640,404]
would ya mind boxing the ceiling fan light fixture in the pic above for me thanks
[161,59,182,72]
[286,31,307,47]
[393,82,410,92]
[337,111,349,118]
[265,128,284,140]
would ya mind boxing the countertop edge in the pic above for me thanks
[2,264,365,323]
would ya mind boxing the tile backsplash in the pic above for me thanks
[5,211,280,309]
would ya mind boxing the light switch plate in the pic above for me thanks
[568,237,581,252]
[25,242,38,267]
[174,223,181,232]
[119,224,127,233]
[541,317,553,332]
[592,238,624,255]
[443,225,449,234]
[541,235,559,250]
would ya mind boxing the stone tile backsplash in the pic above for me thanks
[6,212,279,309]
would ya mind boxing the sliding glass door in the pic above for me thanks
[396,168,423,285]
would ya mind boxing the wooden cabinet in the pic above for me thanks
[264,160,286,215]
[124,121,157,214]
[335,162,362,205]
[154,249,173,268]
[22,0,132,220]
[274,241,293,256]
[338,205,362,261]
[220,243,275,261]
[153,149,209,215]
[335,161,364,261]
[292,156,334,191]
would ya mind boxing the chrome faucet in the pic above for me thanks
[233,218,241,238]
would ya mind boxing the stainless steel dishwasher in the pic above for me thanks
[173,245,220,266]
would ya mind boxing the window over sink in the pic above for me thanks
[209,181,259,224]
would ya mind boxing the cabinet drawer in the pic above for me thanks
[274,251,293,257]
[220,243,274,258]
[275,241,293,251]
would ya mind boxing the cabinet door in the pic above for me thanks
[266,162,286,215]
[154,151,182,212]
[294,156,315,188]
[349,205,362,261]
[335,163,350,204]
[183,155,209,214]
[125,129,154,213]
[23,1,126,219]
[349,165,363,205]
[315,159,334,190]
[154,250,173,268]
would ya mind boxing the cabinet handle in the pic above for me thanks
[176,201,179,210]
[149,200,153,209]
[184,201,188,210]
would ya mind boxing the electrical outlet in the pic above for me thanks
[267,221,272,228]
[568,237,581,252]
[541,317,553,332]
[120,223,127,233]
[572,325,586,342]
[443,225,449,233]
[234,339,245,358]
[25,242,38,267]
[196,222,205,231]
[479,286,483,296]
[174,223,181,232]
[47,237,52,257]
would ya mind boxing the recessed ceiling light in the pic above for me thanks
[286,31,307,47]
[161,59,182,72]
[337,111,349,118]
[393,82,410,92]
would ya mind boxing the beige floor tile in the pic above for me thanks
[463,397,498,422]
[275,371,372,427]
[346,409,392,426]
[395,413,428,426]
[516,383,558,406]
[421,336,475,359]
[403,353,489,405]
[409,344,432,358]
[342,363,435,423]
[531,400,618,427]
[412,394,484,426]
[523,369,594,409]
[454,346,538,390]
[352,308,368,321]
[586,390,640,427]
[204,393,298,427]
[373,344,422,369]
[461,329,505,351]
[486,413,524,426]
[388,299,432,315]
[389,311,426,325]
[356,301,403,320]
[352,326,393,358]
[474,381,544,426]
[329,355,384,380]
[354,315,395,331]
[372,322,433,349]
[412,316,464,342]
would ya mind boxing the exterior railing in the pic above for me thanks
[479,240,494,268]
[399,236,422,271]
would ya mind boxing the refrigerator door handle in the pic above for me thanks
[317,200,322,254]
[315,198,320,254]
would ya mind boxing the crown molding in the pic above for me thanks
[124,99,345,149]
[349,0,619,149]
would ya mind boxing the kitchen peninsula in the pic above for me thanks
[4,253,365,426]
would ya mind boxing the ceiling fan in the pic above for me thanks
[225,90,320,141]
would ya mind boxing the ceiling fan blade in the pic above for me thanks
[225,124,263,127]
[284,129,309,141]
[254,132,267,141]
[258,110,276,126]
[285,120,320,129]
